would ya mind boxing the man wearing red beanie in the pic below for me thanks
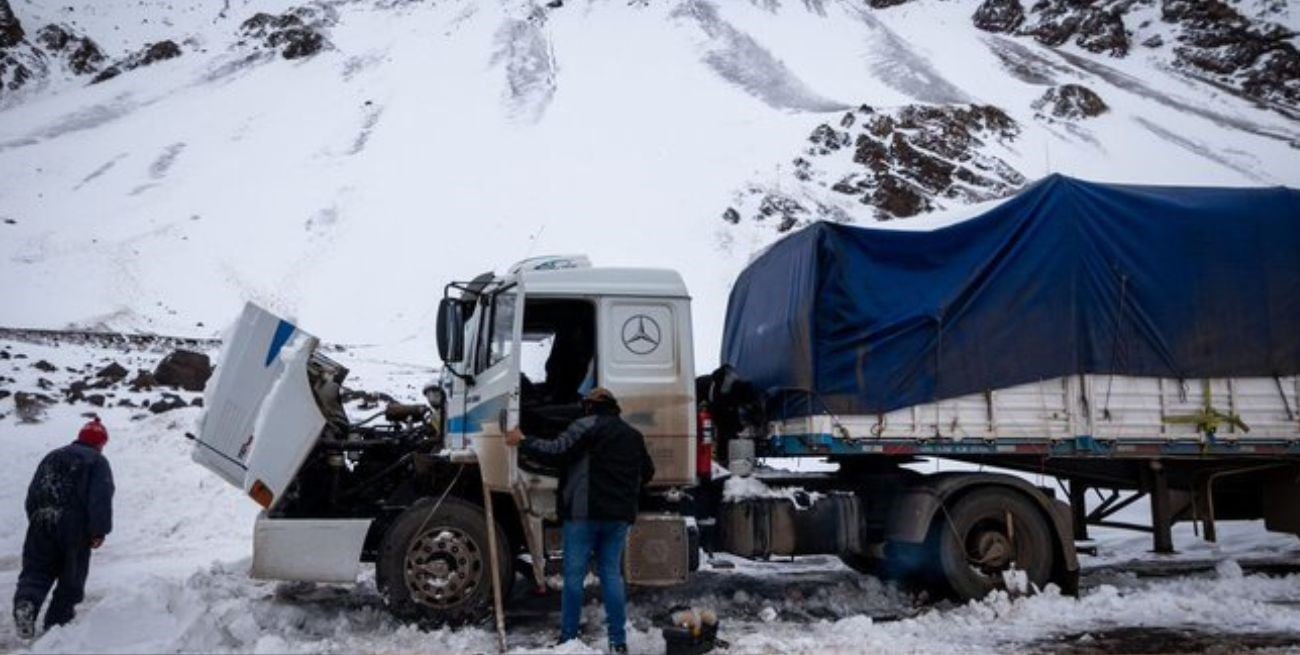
[12,417,115,640]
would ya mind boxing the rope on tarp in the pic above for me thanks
[1101,272,1130,422]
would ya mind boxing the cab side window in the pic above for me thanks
[486,291,516,370]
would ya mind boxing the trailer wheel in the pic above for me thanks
[935,488,1053,600]
[376,496,512,626]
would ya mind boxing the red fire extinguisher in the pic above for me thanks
[696,405,714,481]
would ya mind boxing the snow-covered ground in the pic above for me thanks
[2,335,1299,655]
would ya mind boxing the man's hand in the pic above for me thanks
[90,536,105,550]
[505,428,524,448]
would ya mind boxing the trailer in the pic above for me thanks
[192,175,1300,623]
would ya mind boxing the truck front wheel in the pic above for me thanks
[935,488,1054,600]
[376,496,513,626]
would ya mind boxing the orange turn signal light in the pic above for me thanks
[249,480,274,508]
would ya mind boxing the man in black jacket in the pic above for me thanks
[12,417,115,639]
[506,387,654,654]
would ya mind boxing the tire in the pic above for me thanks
[934,488,1055,601]
[376,496,513,626]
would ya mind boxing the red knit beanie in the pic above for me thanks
[77,417,109,450]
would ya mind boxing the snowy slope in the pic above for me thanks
[0,0,1297,372]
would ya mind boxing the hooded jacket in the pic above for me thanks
[521,410,655,523]
[25,441,115,541]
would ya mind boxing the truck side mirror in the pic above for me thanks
[436,298,466,364]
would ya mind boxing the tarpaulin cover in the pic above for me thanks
[721,175,1300,417]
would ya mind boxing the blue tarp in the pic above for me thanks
[721,175,1300,417]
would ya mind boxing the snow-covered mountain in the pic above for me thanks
[1,0,1298,367]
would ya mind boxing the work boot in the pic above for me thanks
[13,601,36,641]
[610,643,628,654]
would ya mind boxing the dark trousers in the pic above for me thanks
[13,523,91,629]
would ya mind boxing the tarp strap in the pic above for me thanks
[1102,272,1130,420]
[1276,376,1296,421]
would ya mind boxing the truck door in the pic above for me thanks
[598,297,695,486]
[456,286,523,490]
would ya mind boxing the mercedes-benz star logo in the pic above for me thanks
[621,314,662,355]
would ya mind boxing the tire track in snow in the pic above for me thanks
[490,15,557,124]
[672,0,850,113]
[847,5,972,104]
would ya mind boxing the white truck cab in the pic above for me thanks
[193,257,702,623]
[435,256,698,587]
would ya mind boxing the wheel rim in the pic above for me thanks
[404,527,483,608]
[963,516,1019,579]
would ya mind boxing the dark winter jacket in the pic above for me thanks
[521,412,655,523]
[25,442,115,541]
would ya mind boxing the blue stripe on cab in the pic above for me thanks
[265,320,297,367]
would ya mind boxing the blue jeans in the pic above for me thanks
[561,520,630,647]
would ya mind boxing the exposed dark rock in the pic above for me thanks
[33,359,57,372]
[153,350,212,392]
[0,389,10,401]
[91,40,182,84]
[872,175,931,219]
[34,24,105,75]
[1033,83,1109,119]
[240,7,331,60]
[0,49,36,100]
[722,207,741,224]
[758,193,810,232]
[86,394,106,407]
[1021,0,1130,57]
[1143,33,1164,48]
[37,377,53,390]
[1162,0,1299,107]
[190,397,204,407]
[973,0,1025,33]
[117,398,137,408]
[129,369,156,391]
[728,103,1023,225]
[97,361,128,381]
[15,391,54,423]
[149,392,188,414]
[867,0,911,7]
[0,0,23,48]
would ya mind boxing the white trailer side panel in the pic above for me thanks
[772,375,1300,443]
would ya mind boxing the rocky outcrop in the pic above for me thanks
[153,349,212,392]
[92,40,182,84]
[0,0,23,48]
[1020,0,1129,57]
[15,391,53,423]
[822,104,1024,219]
[725,104,1024,226]
[1162,0,1300,107]
[0,0,36,102]
[1033,84,1108,119]
[240,6,333,60]
[35,24,105,76]
[973,0,1025,34]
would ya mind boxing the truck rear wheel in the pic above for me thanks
[376,496,512,626]
[935,488,1053,600]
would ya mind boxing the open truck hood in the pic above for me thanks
[193,302,326,509]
